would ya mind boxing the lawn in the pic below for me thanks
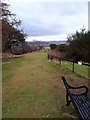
[61,61,89,79]
[2,50,88,118]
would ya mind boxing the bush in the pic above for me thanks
[57,44,67,52]
[49,44,57,50]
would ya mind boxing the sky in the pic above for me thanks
[8,0,88,41]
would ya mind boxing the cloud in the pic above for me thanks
[8,0,88,41]
[26,34,67,41]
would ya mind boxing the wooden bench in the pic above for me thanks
[61,77,90,120]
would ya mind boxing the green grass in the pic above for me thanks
[2,59,22,83]
[2,51,87,118]
[61,61,89,79]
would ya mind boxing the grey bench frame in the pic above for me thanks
[62,77,90,120]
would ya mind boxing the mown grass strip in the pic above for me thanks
[3,51,84,118]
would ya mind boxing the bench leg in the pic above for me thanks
[66,93,71,106]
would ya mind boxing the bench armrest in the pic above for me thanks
[62,77,88,95]
[68,85,88,94]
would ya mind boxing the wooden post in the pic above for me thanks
[72,61,74,72]
[59,60,61,65]
[59,58,61,65]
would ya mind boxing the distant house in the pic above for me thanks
[44,46,50,50]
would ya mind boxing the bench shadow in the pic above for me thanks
[60,104,79,119]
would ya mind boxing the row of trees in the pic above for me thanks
[49,29,90,63]
[0,1,27,52]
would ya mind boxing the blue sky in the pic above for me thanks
[9,0,88,41]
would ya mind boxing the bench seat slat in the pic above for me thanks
[72,94,90,120]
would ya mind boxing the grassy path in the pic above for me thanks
[2,51,87,118]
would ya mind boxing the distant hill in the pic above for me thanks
[26,40,67,46]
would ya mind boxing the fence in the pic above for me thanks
[61,61,90,79]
